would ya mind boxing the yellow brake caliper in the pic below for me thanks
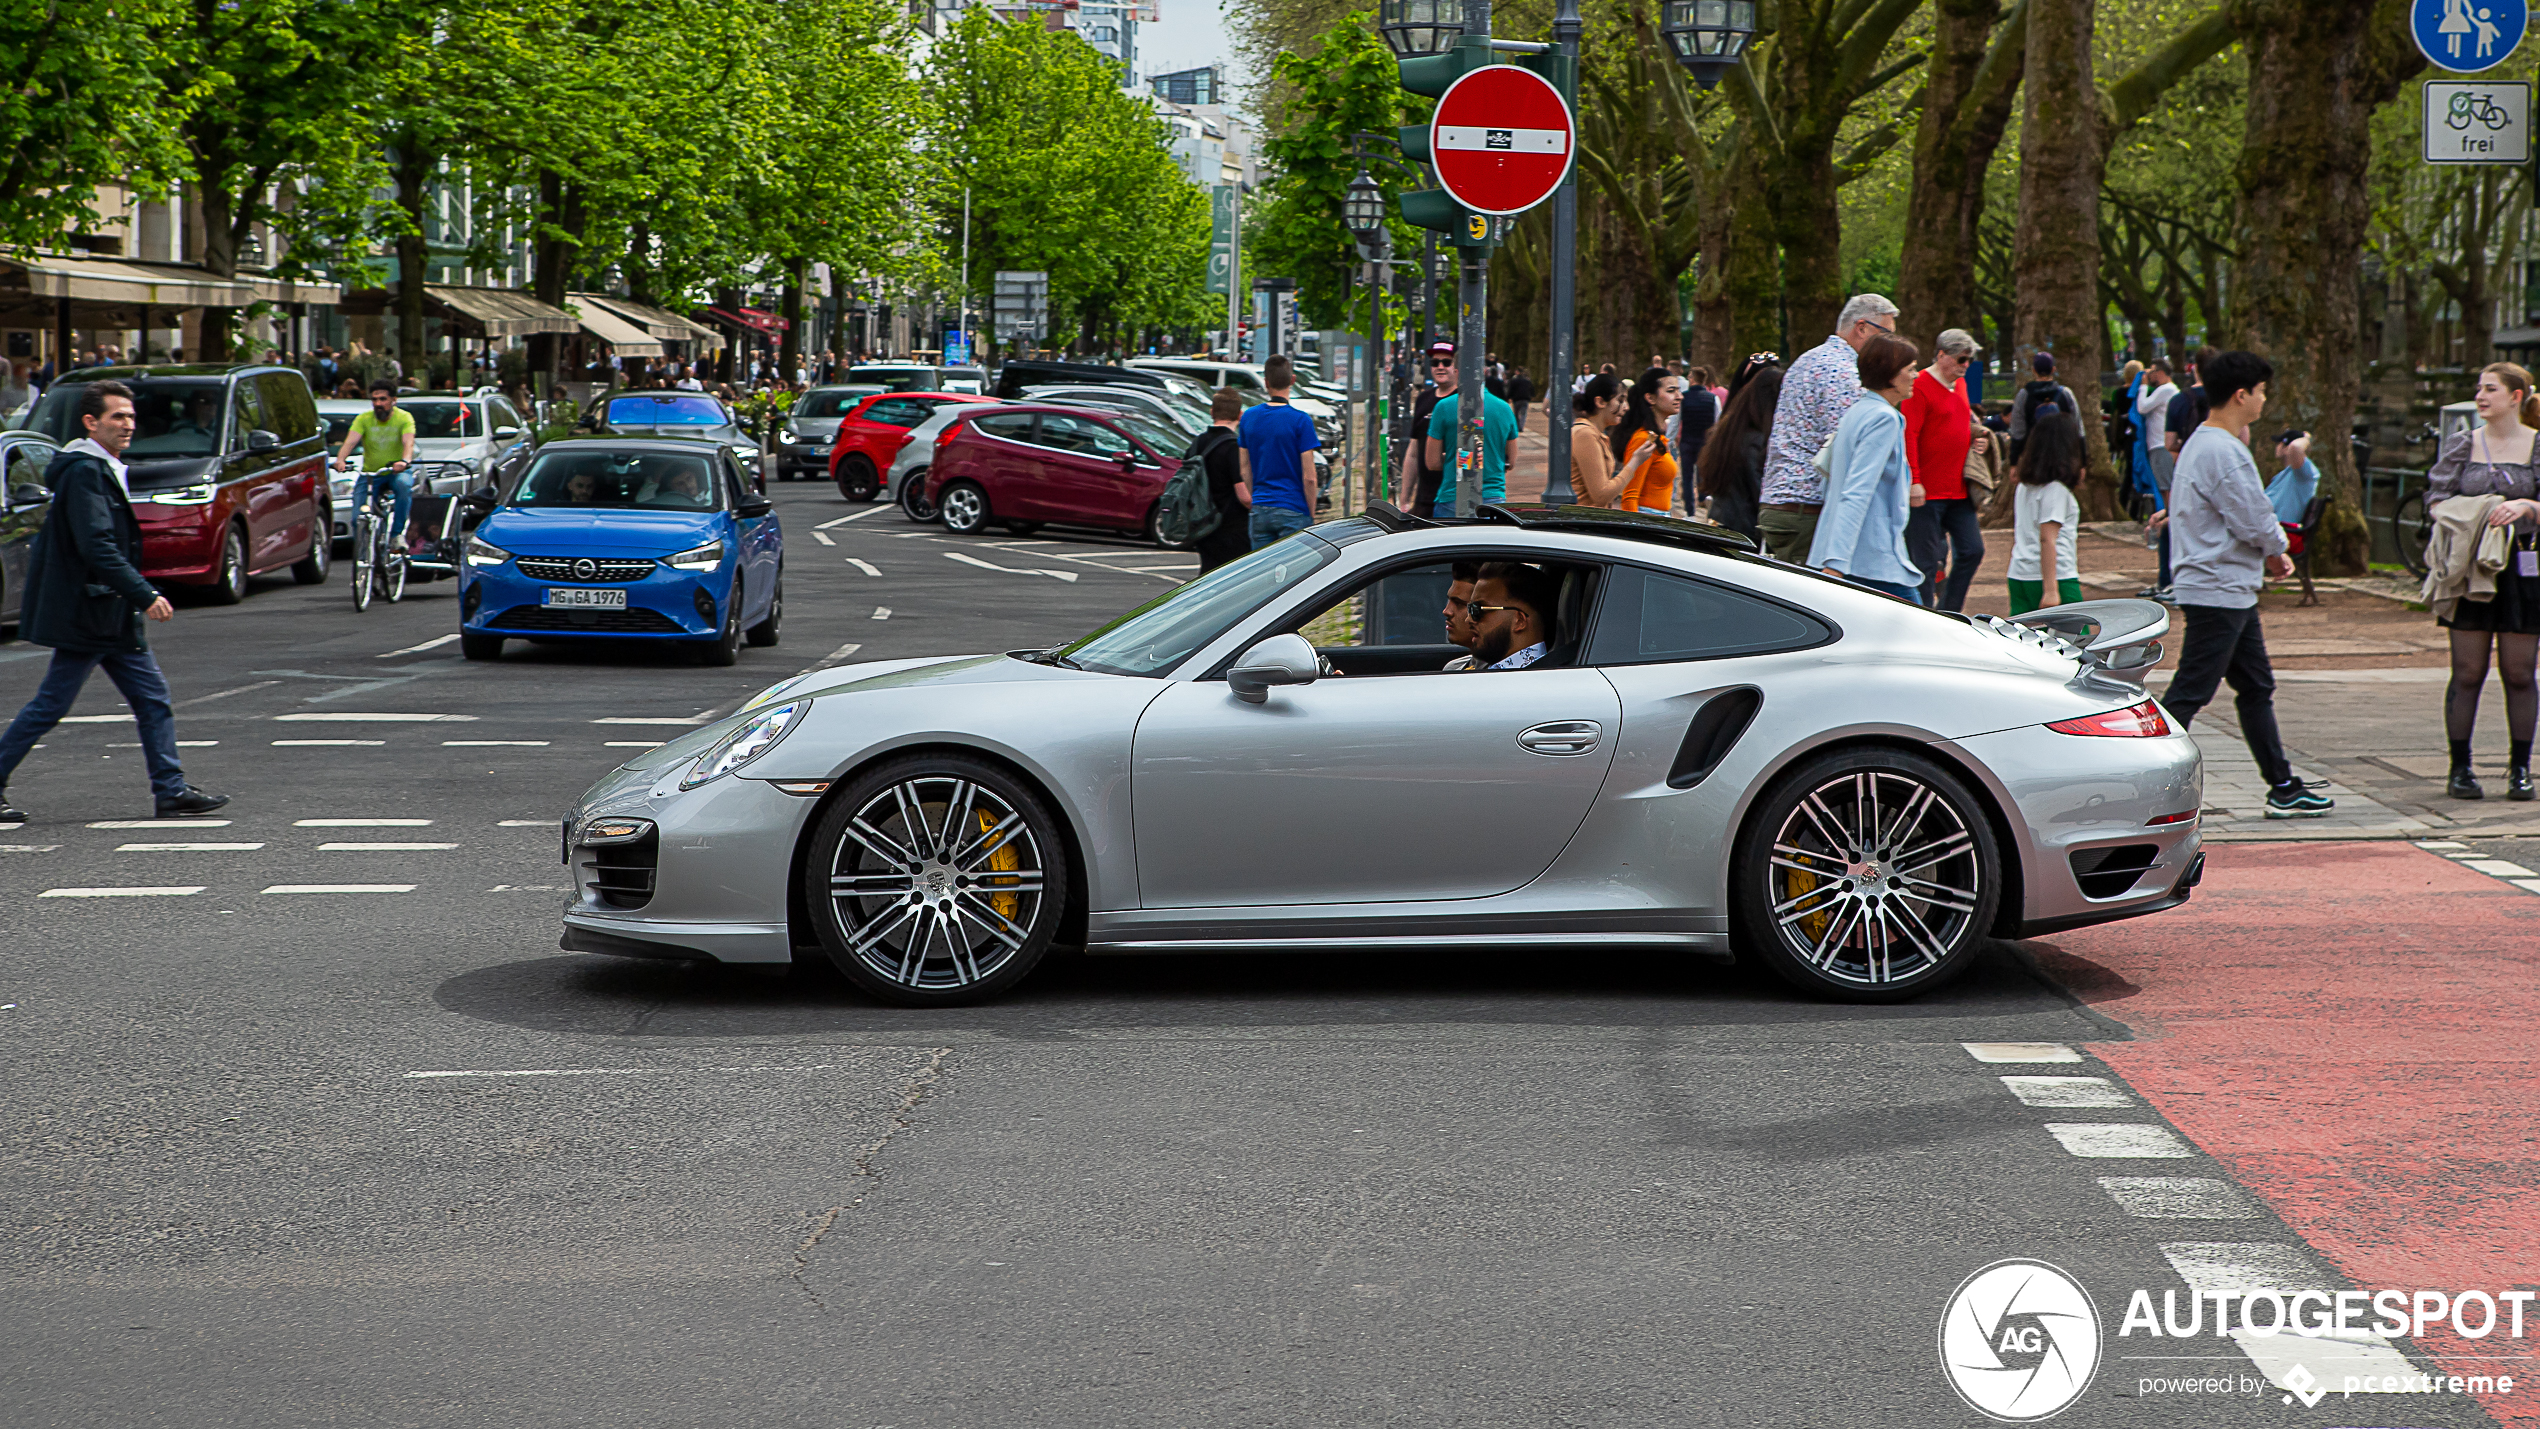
[980,808,1020,919]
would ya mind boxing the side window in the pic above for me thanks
[1585,566,1833,666]
[871,399,926,428]
[256,372,316,443]
[490,398,522,433]
[7,443,53,503]
[723,453,750,507]
[1283,558,1593,675]
[228,382,266,449]
[968,411,1034,442]
[1038,413,1129,457]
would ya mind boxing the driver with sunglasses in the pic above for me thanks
[1403,341,1457,517]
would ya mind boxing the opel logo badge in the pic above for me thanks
[572,557,598,581]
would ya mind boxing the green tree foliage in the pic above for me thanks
[0,0,190,250]
[1249,15,1423,331]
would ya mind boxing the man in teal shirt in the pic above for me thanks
[1422,384,1518,517]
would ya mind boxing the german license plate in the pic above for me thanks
[542,587,627,609]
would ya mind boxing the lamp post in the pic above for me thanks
[1343,168,1391,509]
[1657,0,1759,90]
[1540,0,1583,504]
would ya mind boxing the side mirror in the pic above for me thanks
[247,429,279,451]
[9,483,47,508]
[494,425,520,438]
[1226,633,1319,704]
[736,495,773,519]
[458,491,498,514]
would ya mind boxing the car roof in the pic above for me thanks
[58,363,295,382]
[535,435,739,454]
[1365,500,1761,560]
[862,390,994,405]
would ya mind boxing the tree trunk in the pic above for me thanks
[1767,143,1846,345]
[779,257,805,377]
[393,140,431,390]
[1896,0,2023,352]
[527,170,579,396]
[2229,0,2423,574]
[1719,146,1783,361]
[2011,0,2117,513]
[194,164,239,362]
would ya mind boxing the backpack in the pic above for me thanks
[2009,381,2075,462]
[1155,429,1230,548]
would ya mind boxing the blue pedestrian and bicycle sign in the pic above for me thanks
[2413,0,2525,73]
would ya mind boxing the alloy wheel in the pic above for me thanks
[1749,758,1992,996]
[818,770,1054,999]
[940,483,987,534]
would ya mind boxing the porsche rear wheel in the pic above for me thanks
[807,756,1068,1006]
[1732,748,1998,1002]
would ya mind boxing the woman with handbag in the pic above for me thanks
[2426,361,2540,800]
[1901,328,1991,611]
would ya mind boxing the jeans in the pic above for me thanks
[2163,602,2295,790]
[1850,577,1926,604]
[2148,449,2176,587]
[353,468,415,540]
[0,648,189,801]
[1248,505,1312,550]
[1906,498,1987,611]
[1757,505,1820,564]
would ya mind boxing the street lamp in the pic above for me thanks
[1376,0,1463,57]
[1658,0,1759,89]
[1343,170,1387,257]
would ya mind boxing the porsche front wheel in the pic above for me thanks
[1733,748,1999,1002]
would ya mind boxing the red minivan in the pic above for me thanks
[26,364,331,602]
[924,403,1184,543]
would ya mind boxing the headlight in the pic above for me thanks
[152,482,215,506]
[730,444,760,462]
[666,540,724,572]
[578,816,654,845]
[779,428,799,445]
[464,535,512,567]
[679,699,809,789]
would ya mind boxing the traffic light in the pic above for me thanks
[1392,38,1576,248]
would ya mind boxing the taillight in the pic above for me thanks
[2046,700,2172,738]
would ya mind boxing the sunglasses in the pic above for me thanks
[1430,359,1455,367]
[1466,601,1524,622]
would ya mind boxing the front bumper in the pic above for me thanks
[134,503,221,582]
[1949,721,2204,938]
[559,755,819,964]
[463,556,731,640]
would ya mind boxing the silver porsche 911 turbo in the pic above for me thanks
[558,504,2202,1006]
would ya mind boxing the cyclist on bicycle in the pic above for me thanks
[336,380,416,541]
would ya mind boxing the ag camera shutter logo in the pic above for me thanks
[1939,1258,2102,1421]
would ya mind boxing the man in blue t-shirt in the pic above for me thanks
[1236,354,1322,550]
[1423,383,1519,517]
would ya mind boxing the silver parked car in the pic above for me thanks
[321,391,531,544]
[559,507,2201,1007]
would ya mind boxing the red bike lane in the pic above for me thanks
[2041,840,2540,1423]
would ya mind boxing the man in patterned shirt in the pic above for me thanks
[1756,293,1901,563]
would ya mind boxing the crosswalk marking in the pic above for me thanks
[261,884,417,894]
[116,842,265,852]
[2158,1243,2422,1392]
[318,841,457,851]
[40,886,204,897]
[1962,1042,2082,1063]
[442,740,550,747]
[295,818,433,827]
[273,739,385,746]
[2045,1123,2194,1158]
[273,712,478,722]
[497,820,552,827]
[89,820,231,829]
[2098,1176,2262,1218]
[2000,1075,2134,1108]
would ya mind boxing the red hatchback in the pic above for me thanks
[925,403,1184,542]
[826,392,993,501]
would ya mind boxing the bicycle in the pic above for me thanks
[347,461,409,611]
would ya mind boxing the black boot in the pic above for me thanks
[2449,766,2486,800]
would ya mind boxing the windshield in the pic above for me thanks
[1058,537,1334,677]
[849,366,935,392]
[403,401,476,438]
[28,379,227,457]
[507,449,724,511]
[606,395,726,426]
[791,390,864,418]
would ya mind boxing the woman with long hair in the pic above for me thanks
[2006,409,2086,614]
[1610,366,1684,514]
[1569,372,1628,508]
[2426,360,2540,800]
[1694,363,1782,542]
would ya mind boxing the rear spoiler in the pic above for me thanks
[1993,598,2168,684]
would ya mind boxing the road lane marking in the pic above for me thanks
[1962,1042,2082,1063]
[261,884,417,894]
[945,551,1078,582]
[846,558,880,576]
[2000,1076,2134,1108]
[811,641,864,668]
[116,842,265,851]
[872,606,892,619]
[2517,878,2540,894]
[295,818,433,826]
[593,716,712,726]
[2413,840,2468,849]
[442,740,549,746]
[272,739,385,746]
[2156,1243,2421,1391]
[2098,1177,2260,1217]
[405,1064,851,1079]
[0,845,62,853]
[272,712,478,722]
[318,842,457,850]
[811,530,836,546]
[379,633,462,658]
[497,820,551,827]
[89,820,231,829]
[109,741,217,747]
[176,680,281,706]
[57,714,132,723]
[816,507,892,527]
[2047,1123,2195,1157]
[605,741,660,748]
[41,886,204,897]
[2460,858,2537,877]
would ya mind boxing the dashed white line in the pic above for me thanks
[872,606,892,620]
[116,842,265,852]
[109,741,217,748]
[442,740,550,747]
[0,844,61,853]
[318,841,457,851]
[57,714,132,723]
[379,633,462,658]
[404,1064,847,1079]
[2001,1076,2134,1108]
[812,640,863,667]
[2158,1242,2422,1390]
[2460,858,2537,878]
[262,884,417,895]
[89,819,231,829]
[2098,1176,2262,1218]
[2413,840,2468,850]
[1962,1042,2083,1064]
[273,712,478,723]
[811,530,836,546]
[497,820,552,827]
[273,739,385,746]
[945,550,1078,582]
[40,886,204,898]
[816,507,893,528]
[176,680,280,706]
[295,818,433,827]
[846,558,881,576]
[2046,1123,2195,1158]
[604,741,661,748]
[593,716,712,726]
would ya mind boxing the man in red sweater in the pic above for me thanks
[1902,327,1991,611]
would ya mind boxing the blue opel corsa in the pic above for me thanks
[456,437,782,666]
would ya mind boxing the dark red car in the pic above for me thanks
[924,403,1185,542]
[826,392,994,501]
[25,364,331,603]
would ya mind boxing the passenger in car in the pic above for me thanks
[1467,561,1561,671]
[1442,559,1484,670]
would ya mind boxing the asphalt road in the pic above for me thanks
[0,483,2509,1428]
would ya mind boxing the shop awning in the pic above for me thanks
[338,284,579,338]
[564,296,661,356]
[0,251,258,310]
[584,294,719,344]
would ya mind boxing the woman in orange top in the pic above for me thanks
[1613,367,1685,513]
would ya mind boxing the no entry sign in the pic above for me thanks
[1429,65,1576,217]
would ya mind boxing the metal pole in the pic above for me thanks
[1373,253,1391,503]
[959,185,971,361]
[1226,195,1242,357]
[1452,0,1492,518]
[1539,0,1583,505]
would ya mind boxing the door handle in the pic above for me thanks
[1516,720,1602,756]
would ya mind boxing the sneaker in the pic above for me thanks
[0,791,24,827]
[154,786,231,818]
[2264,784,2335,819]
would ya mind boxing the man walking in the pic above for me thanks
[0,381,228,825]
[1508,367,1536,432]
[1422,362,1519,517]
[1403,342,1456,517]
[1903,329,1990,610]
[1757,293,1900,562]
[2152,350,2334,820]
[1237,354,1320,550]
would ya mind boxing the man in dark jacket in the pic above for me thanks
[0,381,228,825]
